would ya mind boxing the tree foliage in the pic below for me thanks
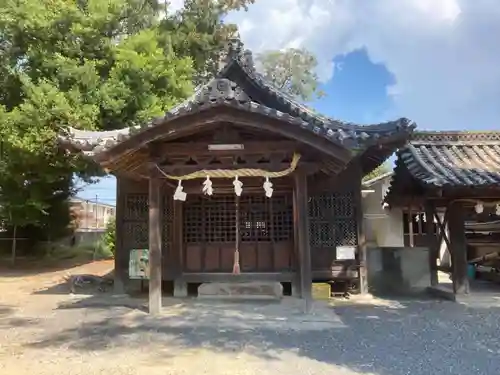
[363,161,393,183]
[160,0,255,85]
[256,48,325,102]
[100,217,116,258]
[0,0,256,251]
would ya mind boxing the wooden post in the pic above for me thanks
[448,202,469,295]
[408,207,414,248]
[294,171,312,311]
[113,176,126,294]
[355,168,368,294]
[173,200,183,277]
[425,203,439,286]
[148,170,162,314]
[292,186,302,297]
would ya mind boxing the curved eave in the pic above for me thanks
[384,138,500,207]
[399,142,500,188]
[60,100,414,171]
[220,57,417,135]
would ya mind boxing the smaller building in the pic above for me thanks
[385,131,500,296]
[70,197,116,231]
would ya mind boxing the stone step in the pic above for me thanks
[197,281,283,300]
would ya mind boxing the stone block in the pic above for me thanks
[174,280,188,297]
[198,281,283,300]
[312,283,331,300]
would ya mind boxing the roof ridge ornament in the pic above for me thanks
[217,36,256,74]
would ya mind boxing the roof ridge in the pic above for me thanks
[225,45,416,132]
[412,130,500,144]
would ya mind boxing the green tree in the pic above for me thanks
[103,217,116,256]
[160,0,255,85]
[0,0,195,249]
[363,161,393,183]
[0,0,258,251]
[256,48,325,102]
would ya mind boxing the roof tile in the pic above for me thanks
[396,131,500,187]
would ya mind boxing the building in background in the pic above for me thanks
[70,197,116,231]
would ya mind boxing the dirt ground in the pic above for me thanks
[1,261,500,375]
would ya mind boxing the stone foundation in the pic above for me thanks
[174,280,188,297]
[198,281,283,300]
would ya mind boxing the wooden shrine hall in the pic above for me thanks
[385,131,500,297]
[60,40,415,313]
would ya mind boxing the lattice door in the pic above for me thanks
[182,193,293,272]
[122,194,149,251]
[308,192,358,262]
[121,192,173,254]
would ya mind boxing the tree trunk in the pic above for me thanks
[11,224,17,265]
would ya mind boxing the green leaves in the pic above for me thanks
[0,0,258,241]
[363,162,392,183]
[256,48,324,102]
[0,0,196,238]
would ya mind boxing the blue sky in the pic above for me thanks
[77,49,408,205]
[78,0,500,205]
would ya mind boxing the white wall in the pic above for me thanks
[362,176,405,247]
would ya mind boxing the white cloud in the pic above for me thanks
[171,1,500,130]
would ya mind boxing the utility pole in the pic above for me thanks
[95,194,99,229]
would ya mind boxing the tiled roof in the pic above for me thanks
[60,76,414,157]
[396,131,500,187]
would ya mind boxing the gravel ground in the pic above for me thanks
[1,263,500,375]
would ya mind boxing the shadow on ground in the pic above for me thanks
[31,271,115,296]
[0,304,40,329]
[0,256,97,278]
[23,294,500,375]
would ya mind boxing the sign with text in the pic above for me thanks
[129,249,149,279]
[208,144,244,151]
[336,246,356,260]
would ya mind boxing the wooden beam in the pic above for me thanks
[98,107,354,167]
[448,202,469,295]
[157,141,298,156]
[434,211,452,252]
[425,203,438,286]
[294,171,312,311]
[408,207,414,247]
[355,167,368,294]
[113,176,126,294]
[158,161,306,175]
[148,168,162,314]
[173,200,183,278]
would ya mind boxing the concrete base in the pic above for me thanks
[198,281,283,300]
[174,280,188,297]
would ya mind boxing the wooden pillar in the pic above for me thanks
[292,186,302,297]
[355,169,368,294]
[148,171,162,314]
[448,202,469,295]
[173,200,183,277]
[408,208,414,247]
[113,176,126,294]
[425,203,439,286]
[293,171,312,310]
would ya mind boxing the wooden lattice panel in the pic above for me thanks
[162,194,173,250]
[183,195,236,243]
[183,194,293,243]
[239,195,269,242]
[308,192,357,249]
[122,194,148,250]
